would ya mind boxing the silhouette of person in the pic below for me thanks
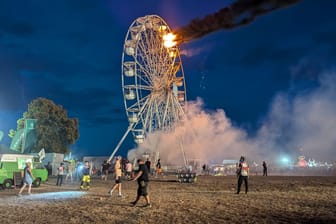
[262,161,268,176]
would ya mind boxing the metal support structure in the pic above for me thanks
[179,138,188,168]
[107,122,135,162]
[108,98,149,162]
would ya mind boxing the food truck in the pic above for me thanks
[0,153,48,189]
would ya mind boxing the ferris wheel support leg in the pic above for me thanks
[179,138,188,168]
[108,123,135,162]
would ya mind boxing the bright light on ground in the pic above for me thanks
[16,191,86,201]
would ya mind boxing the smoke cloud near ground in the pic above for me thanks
[257,71,336,163]
[174,0,301,44]
[128,70,336,167]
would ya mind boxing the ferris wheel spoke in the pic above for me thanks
[154,99,164,130]
[145,96,163,132]
[161,92,172,127]
[135,58,155,86]
[136,71,153,88]
[141,95,160,133]
[126,94,150,113]
[168,95,181,127]
[141,107,151,132]
[172,94,185,118]
[136,84,152,91]
[135,64,153,84]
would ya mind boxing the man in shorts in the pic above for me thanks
[131,158,151,207]
[108,156,123,197]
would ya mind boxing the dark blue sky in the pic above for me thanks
[1,0,335,160]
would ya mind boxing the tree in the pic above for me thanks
[22,97,79,154]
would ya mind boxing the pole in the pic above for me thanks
[107,123,135,162]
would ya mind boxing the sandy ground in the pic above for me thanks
[0,174,335,224]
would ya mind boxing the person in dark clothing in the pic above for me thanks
[155,159,162,177]
[101,160,111,181]
[145,158,151,175]
[262,161,268,176]
[45,162,52,177]
[236,156,249,194]
[130,159,151,207]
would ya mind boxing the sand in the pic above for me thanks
[0,174,335,224]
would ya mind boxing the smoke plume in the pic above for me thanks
[128,71,336,167]
[174,0,301,44]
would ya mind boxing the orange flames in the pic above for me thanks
[163,33,177,48]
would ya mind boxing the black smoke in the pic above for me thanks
[174,0,301,43]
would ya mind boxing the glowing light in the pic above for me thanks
[158,25,167,32]
[281,156,290,165]
[77,164,84,171]
[163,33,177,48]
[15,191,86,202]
[169,50,176,58]
[282,157,288,163]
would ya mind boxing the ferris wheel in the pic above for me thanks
[108,15,187,161]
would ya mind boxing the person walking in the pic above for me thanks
[56,162,65,186]
[65,160,75,183]
[18,162,34,196]
[236,156,249,194]
[130,158,151,207]
[45,162,52,177]
[155,159,162,177]
[108,156,123,197]
[80,161,91,190]
[125,160,133,180]
[262,161,268,176]
[101,160,111,181]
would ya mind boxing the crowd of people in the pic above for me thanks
[17,155,155,207]
[16,155,267,207]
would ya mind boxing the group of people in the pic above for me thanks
[105,157,161,207]
[18,155,266,208]
[17,156,153,209]
[105,156,151,207]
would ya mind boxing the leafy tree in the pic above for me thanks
[22,97,79,154]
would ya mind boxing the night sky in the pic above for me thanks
[0,0,335,162]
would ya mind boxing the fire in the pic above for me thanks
[163,33,177,48]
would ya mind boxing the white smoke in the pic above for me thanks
[180,47,205,57]
[128,70,336,166]
[127,98,257,166]
[257,71,336,162]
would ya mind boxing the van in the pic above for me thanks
[0,153,48,189]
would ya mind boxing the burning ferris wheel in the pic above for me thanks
[109,15,186,161]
